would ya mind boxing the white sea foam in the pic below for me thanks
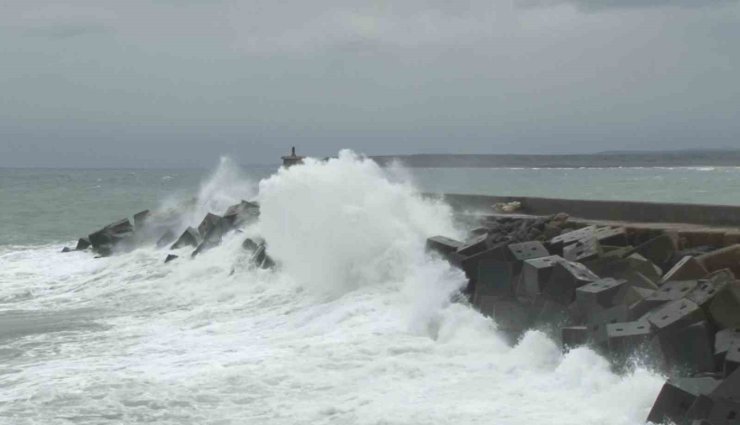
[0,152,665,424]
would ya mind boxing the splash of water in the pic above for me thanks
[0,152,665,424]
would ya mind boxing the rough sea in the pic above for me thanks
[5,152,737,424]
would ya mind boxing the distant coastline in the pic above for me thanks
[371,149,740,168]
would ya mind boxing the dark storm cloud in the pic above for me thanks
[0,0,739,167]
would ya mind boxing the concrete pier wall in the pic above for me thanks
[433,194,740,227]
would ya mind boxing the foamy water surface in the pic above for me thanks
[0,152,665,424]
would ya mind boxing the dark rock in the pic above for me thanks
[171,227,201,250]
[61,247,74,253]
[164,254,179,264]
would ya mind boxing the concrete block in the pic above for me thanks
[648,298,705,333]
[607,320,653,355]
[474,258,517,298]
[508,241,549,262]
[88,218,134,255]
[716,329,740,367]
[706,397,740,425]
[587,304,630,344]
[522,255,563,298]
[171,227,201,249]
[550,225,596,246]
[617,285,655,308]
[595,226,629,246]
[534,299,571,327]
[685,395,714,425]
[133,210,150,231]
[457,233,494,257]
[647,377,722,425]
[709,285,740,329]
[563,237,603,262]
[688,278,731,310]
[708,268,737,284]
[662,256,710,284]
[197,213,223,238]
[657,321,716,374]
[575,278,627,315]
[680,230,727,250]
[542,260,599,305]
[725,342,740,378]
[646,280,699,303]
[724,231,740,247]
[601,245,634,259]
[223,200,260,227]
[562,326,590,349]
[426,236,464,257]
[156,230,176,248]
[164,254,178,264]
[476,296,531,332]
[712,367,740,402]
[75,237,91,251]
[699,245,740,278]
[632,234,677,270]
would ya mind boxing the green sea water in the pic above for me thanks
[2,164,740,246]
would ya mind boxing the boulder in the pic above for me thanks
[164,254,178,264]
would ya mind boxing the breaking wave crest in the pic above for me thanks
[0,151,664,424]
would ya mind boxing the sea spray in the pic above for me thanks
[0,153,666,424]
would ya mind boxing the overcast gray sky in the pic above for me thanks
[1,0,739,167]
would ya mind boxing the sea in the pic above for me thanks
[3,151,738,424]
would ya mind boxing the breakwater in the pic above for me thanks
[429,193,740,425]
